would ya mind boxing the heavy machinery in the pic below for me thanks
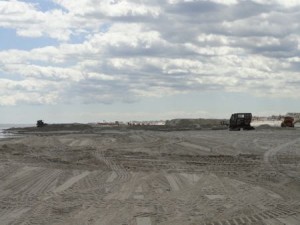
[229,113,254,131]
[36,120,47,128]
[281,116,294,128]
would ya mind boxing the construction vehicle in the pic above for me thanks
[36,120,47,128]
[229,113,254,131]
[281,116,294,128]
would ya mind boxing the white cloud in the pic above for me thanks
[252,0,300,7]
[53,0,161,18]
[1,0,300,106]
[210,0,238,5]
[0,1,72,41]
[0,78,61,105]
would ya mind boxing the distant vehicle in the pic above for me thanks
[36,120,47,128]
[229,113,254,131]
[281,116,294,128]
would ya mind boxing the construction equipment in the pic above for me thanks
[229,113,254,131]
[36,120,47,128]
[281,116,294,128]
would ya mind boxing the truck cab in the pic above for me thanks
[229,113,254,131]
[281,116,294,128]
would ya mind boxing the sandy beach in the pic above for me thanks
[0,126,300,225]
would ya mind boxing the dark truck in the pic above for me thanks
[36,120,47,128]
[229,113,254,131]
[281,116,294,128]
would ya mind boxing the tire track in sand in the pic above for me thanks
[264,137,300,181]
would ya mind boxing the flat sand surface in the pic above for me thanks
[1,128,300,225]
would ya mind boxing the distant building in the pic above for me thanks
[96,121,120,127]
[128,120,166,126]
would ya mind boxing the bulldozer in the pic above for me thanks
[281,116,294,128]
[229,113,254,131]
[36,120,47,128]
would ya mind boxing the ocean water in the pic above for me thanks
[0,124,33,139]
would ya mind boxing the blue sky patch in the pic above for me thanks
[0,28,59,50]
[20,0,63,12]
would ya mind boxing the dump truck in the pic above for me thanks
[36,120,47,128]
[281,116,294,128]
[229,113,254,131]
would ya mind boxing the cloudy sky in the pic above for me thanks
[0,0,300,123]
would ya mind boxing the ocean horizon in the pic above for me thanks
[0,124,33,139]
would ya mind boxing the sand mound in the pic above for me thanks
[5,123,93,133]
[256,124,272,129]
[165,118,224,128]
[255,124,283,130]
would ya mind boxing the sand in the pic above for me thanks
[0,127,300,225]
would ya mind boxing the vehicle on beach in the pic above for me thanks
[281,116,295,128]
[229,113,255,131]
[36,120,47,128]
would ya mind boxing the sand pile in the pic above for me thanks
[165,118,225,128]
[5,123,93,133]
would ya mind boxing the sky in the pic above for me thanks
[0,0,300,123]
